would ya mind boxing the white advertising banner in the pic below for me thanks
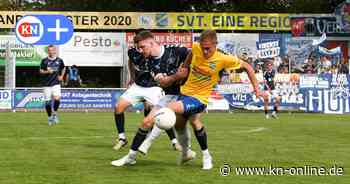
[0,90,12,109]
[193,33,259,57]
[59,32,125,66]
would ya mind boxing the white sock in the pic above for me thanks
[148,126,162,142]
[119,133,126,140]
[202,149,211,158]
[176,127,190,156]
[128,149,137,158]
[171,138,178,144]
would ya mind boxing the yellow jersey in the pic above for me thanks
[180,42,242,105]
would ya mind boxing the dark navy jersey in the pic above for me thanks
[40,57,65,86]
[149,45,189,95]
[128,48,158,87]
[264,70,275,90]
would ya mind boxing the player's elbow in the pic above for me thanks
[176,67,189,80]
[240,61,254,72]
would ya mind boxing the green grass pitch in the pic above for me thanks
[0,112,349,184]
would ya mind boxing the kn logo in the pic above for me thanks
[15,14,74,45]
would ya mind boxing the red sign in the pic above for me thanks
[126,32,193,48]
[291,19,305,37]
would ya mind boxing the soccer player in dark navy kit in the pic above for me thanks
[263,62,281,119]
[112,30,191,166]
[39,45,65,125]
[113,35,181,152]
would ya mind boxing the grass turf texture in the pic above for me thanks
[0,112,349,184]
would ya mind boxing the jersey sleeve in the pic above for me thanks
[223,54,241,70]
[59,59,65,75]
[40,59,47,70]
[176,47,189,64]
[127,48,137,62]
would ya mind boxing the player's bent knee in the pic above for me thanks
[167,102,184,114]
[141,121,153,129]
[141,117,154,129]
[190,120,203,130]
[115,99,130,114]
[114,104,124,114]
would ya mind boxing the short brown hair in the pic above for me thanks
[199,29,217,43]
[133,30,154,44]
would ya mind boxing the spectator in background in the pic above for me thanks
[331,65,338,74]
[321,56,332,73]
[273,56,282,70]
[66,65,82,87]
[302,57,316,74]
[338,59,349,74]
[255,63,263,75]
[278,65,289,74]
[304,64,316,74]
[279,56,289,70]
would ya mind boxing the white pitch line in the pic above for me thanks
[231,127,269,134]
[0,135,113,141]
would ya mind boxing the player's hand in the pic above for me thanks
[158,76,172,87]
[58,76,63,81]
[176,64,188,79]
[154,73,166,81]
[47,68,54,74]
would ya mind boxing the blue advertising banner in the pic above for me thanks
[219,74,350,114]
[304,74,350,114]
[7,76,350,114]
[14,88,144,110]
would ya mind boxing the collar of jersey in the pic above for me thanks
[153,45,165,59]
[199,49,218,62]
[48,56,57,61]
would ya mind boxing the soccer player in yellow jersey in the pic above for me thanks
[165,30,262,170]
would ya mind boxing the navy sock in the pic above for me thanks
[114,113,125,134]
[131,128,149,151]
[165,128,176,141]
[194,127,208,151]
[144,108,151,117]
[45,101,52,117]
[53,99,60,112]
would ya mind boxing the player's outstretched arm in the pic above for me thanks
[240,61,261,96]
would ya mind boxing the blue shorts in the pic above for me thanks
[178,95,206,117]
